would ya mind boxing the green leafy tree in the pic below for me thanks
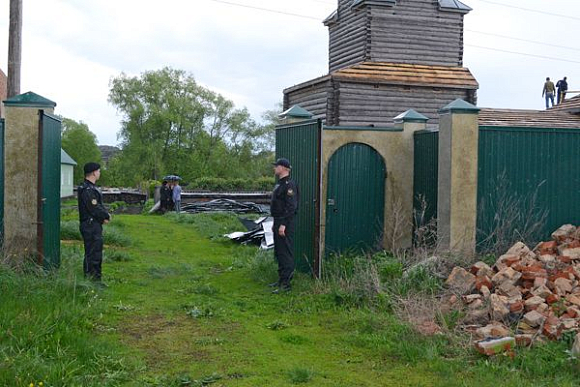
[61,117,102,185]
[108,67,276,185]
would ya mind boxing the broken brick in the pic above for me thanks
[445,267,476,295]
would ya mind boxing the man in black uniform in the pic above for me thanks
[270,158,299,293]
[78,162,111,285]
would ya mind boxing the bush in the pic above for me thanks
[103,226,132,247]
[188,176,274,191]
[61,220,82,240]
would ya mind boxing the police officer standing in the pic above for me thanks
[270,158,299,293]
[78,162,111,286]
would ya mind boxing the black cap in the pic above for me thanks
[272,158,292,169]
[84,162,101,175]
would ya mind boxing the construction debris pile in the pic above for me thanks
[224,217,274,250]
[181,199,267,214]
[445,224,580,355]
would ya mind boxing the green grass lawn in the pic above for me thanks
[2,213,580,386]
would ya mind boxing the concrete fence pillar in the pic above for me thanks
[389,109,429,250]
[437,99,480,255]
[2,92,56,259]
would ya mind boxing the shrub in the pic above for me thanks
[103,226,132,247]
[61,220,82,240]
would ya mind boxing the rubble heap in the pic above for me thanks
[445,224,580,354]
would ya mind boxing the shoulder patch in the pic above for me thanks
[287,189,294,196]
[91,199,97,205]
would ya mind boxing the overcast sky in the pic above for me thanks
[1,0,579,146]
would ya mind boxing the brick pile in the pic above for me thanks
[445,224,580,353]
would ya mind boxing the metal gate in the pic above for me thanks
[275,119,322,275]
[325,143,386,255]
[39,112,62,269]
[0,118,4,246]
[413,130,439,243]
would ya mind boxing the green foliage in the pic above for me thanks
[61,117,102,185]
[189,176,274,191]
[107,67,277,186]
[60,221,131,247]
[60,220,82,240]
[287,367,315,384]
[0,246,136,386]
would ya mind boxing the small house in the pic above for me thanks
[61,149,76,198]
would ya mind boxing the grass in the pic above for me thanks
[2,211,580,386]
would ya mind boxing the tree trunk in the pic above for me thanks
[7,0,23,98]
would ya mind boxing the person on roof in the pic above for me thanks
[542,77,556,109]
[556,77,568,104]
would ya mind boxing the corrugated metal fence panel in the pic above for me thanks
[41,113,62,270]
[275,119,321,274]
[413,130,439,236]
[0,118,4,246]
[477,126,580,246]
[325,143,386,254]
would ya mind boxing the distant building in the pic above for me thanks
[61,149,77,198]
[0,68,7,117]
[99,145,121,164]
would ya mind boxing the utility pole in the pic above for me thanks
[7,0,23,98]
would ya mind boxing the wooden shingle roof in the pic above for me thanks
[331,62,479,89]
[548,95,580,113]
[479,108,580,129]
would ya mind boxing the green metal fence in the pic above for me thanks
[413,130,439,242]
[40,112,62,269]
[477,126,580,247]
[275,119,322,275]
[0,118,4,246]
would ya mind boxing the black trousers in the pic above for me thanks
[273,218,295,286]
[80,221,104,280]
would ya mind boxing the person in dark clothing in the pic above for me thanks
[160,180,172,212]
[78,162,111,285]
[556,77,568,104]
[270,158,299,293]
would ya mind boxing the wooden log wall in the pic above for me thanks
[328,1,370,72]
[327,0,466,71]
[285,79,332,121]
[369,0,465,67]
[336,82,475,126]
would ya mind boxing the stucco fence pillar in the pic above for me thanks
[437,99,480,255]
[2,92,56,261]
[320,110,428,255]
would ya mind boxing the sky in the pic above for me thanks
[0,0,579,146]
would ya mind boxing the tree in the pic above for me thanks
[61,118,102,185]
[108,67,272,184]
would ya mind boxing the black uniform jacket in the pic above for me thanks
[270,176,299,226]
[78,179,110,224]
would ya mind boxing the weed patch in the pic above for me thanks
[287,367,315,384]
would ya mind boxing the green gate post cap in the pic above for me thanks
[439,0,472,13]
[439,98,480,114]
[394,109,429,123]
[279,105,314,120]
[3,91,57,108]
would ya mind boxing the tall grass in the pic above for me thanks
[0,245,136,386]
[60,220,131,247]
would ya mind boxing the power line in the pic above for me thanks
[470,0,580,22]
[467,44,580,64]
[465,29,580,53]
[204,0,322,20]
[202,0,580,64]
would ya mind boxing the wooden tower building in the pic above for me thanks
[284,0,479,126]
